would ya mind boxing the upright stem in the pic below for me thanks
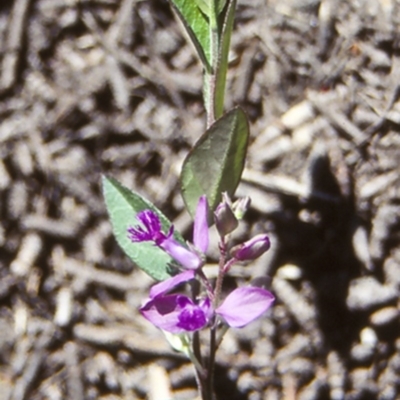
[191,280,204,384]
[206,73,217,128]
[204,238,227,400]
[206,324,217,399]
[201,4,230,399]
[206,0,220,128]
[213,239,227,308]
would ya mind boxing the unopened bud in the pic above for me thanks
[232,196,251,220]
[230,234,270,261]
[214,201,238,237]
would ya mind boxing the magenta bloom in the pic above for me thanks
[230,234,271,261]
[128,210,171,244]
[216,286,275,328]
[140,270,275,333]
[128,196,209,270]
[140,270,212,333]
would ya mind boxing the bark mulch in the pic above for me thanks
[1,0,400,399]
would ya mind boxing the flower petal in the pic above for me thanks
[140,294,210,333]
[139,210,161,234]
[216,287,275,328]
[149,270,196,299]
[214,201,238,237]
[198,297,213,322]
[127,210,167,244]
[160,237,202,270]
[230,234,270,261]
[193,195,209,253]
[176,296,209,331]
[140,295,186,333]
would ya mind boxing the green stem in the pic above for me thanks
[206,324,217,399]
[213,239,227,308]
[202,238,227,400]
[190,279,206,398]
[206,0,220,128]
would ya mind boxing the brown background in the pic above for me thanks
[1,0,400,399]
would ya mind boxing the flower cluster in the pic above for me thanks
[128,195,274,334]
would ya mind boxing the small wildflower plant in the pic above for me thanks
[102,1,275,399]
[128,195,274,335]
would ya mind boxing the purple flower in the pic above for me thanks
[127,196,209,270]
[230,234,271,261]
[214,194,238,237]
[128,210,171,245]
[140,270,212,333]
[216,286,275,328]
[192,195,209,253]
[140,270,275,333]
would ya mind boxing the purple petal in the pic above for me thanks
[230,234,270,261]
[140,294,210,333]
[216,287,275,328]
[198,297,213,322]
[127,210,168,244]
[160,237,202,270]
[140,295,186,333]
[138,210,161,233]
[127,224,153,242]
[214,201,238,237]
[149,270,196,299]
[176,296,209,331]
[193,195,209,253]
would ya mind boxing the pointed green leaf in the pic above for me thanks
[102,176,183,281]
[195,0,227,16]
[180,107,249,216]
[216,0,228,14]
[195,0,210,16]
[214,0,236,118]
[168,0,211,71]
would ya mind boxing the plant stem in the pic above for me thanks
[202,3,232,399]
[203,238,227,400]
[191,279,204,384]
[213,239,227,308]
[206,0,220,128]
[206,324,217,399]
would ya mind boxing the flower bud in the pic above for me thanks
[232,196,251,220]
[230,234,270,261]
[214,201,238,237]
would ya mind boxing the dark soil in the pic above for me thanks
[1,0,400,399]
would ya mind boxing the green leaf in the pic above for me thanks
[168,0,211,71]
[180,107,249,217]
[102,176,183,281]
[216,0,228,14]
[214,0,236,119]
[195,0,210,16]
[195,0,227,16]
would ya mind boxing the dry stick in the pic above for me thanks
[104,0,136,109]
[1,0,31,90]
[22,214,80,238]
[60,256,136,293]
[362,56,400,140]
[242,168,340,203]
[232,41,259,104]
[82,11,186,108]
[73,324,183,357]
[307,91,367,145]
[11,351,45,400]
[106,0,136,45]
[11,328,52,400]
[64,342,85,400]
